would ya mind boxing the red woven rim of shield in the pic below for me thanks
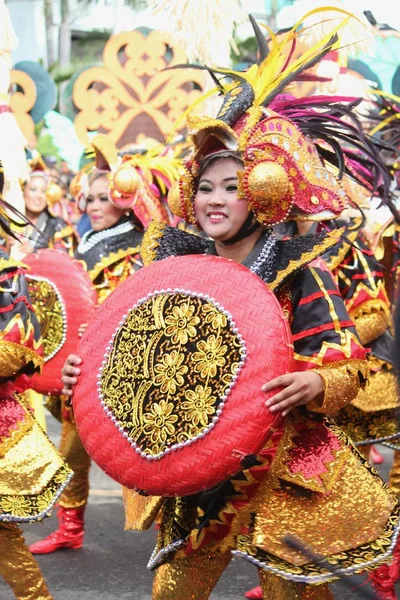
[24,249,97,395]
[73,255,293,496]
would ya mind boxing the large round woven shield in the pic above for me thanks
[73,255,293,496]
[24,249,97,395]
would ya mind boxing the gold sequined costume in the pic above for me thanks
[121,10,400,598]
[0,522,52,600]
[276,219,400,450]
[128,224,398,599]
[0,248,72,598]
[323,226,400,449]
[151,544,333,600]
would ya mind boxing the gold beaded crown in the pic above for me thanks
[167,9,392,227]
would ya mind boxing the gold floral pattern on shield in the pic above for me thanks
[100,292,245,457]
[27,278,65,361]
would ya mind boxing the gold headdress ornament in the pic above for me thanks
[167,8,393,227]
[70,134,182,228]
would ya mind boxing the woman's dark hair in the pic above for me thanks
[88,169,109,186]
[197,151,243,183]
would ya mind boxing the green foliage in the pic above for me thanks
[36,133,62,162]
[123,0,148,7]
[231,36,258,65]
[34,121,45,137]
[48,62,76,84]
[74,0,147,6]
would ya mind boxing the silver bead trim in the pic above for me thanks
[356,431,400,447]
[147,539,186,570]
[77,221,136,254]
[381,439,400,450]
[0,470,73,524]
[27,275,68,363]
[98,289,247,460]
[250,235,277,277]
[232,521,400,584]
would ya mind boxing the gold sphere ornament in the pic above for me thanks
[167,173,196,225]
[113,163,142,196]
[167,180,184,218]
[246,161,293,226]
[46,181,63,207]
[247,162,291,203]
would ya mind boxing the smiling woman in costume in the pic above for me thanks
[61,12,400,600]
[29,136,180,555]
[15,153,77,256]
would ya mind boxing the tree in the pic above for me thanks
[44,0,55,66]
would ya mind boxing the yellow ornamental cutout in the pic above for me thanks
[10,69,36,141]
[73,29,206,147]
[100,291,246,458]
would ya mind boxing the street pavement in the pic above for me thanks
[1,415,397,599]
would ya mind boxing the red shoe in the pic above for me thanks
[389,538,400,583]
[29,506,85,554]
[370,446,384,465]
[368,564,398,600]
[244,587,263,599]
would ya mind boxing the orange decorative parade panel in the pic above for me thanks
[72,29,206,146]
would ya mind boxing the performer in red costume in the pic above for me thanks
[0,164,72,599]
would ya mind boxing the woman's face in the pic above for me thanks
[86,175,126,231]
[194,158,249,242]
[24,176,47,215]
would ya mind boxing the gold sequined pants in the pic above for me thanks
[389,450,400,497]
[58,419,91,508]
[0,522,52,599]
[151,547,333,600]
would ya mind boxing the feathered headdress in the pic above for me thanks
[166,9,394,226]
[70,135,182,228]
[368,91,400,155]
